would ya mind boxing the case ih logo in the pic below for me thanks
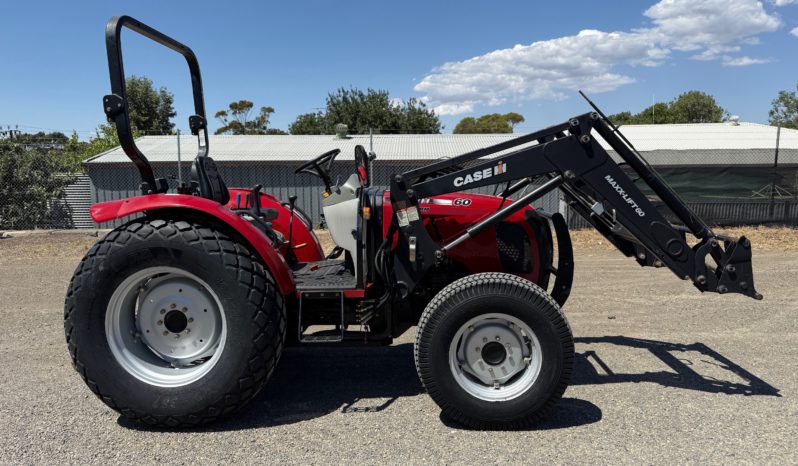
[453,161,506,187]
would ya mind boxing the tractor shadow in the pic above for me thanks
[571,336,781,396]
[117,336,778,432]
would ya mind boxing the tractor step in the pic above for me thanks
[298,291,345,343]
[296,329,391,346]
[299,333,345,343]
[293,260,356,291]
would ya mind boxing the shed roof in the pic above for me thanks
[84,121,798,166]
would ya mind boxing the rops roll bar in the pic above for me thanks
[102,15,209,194]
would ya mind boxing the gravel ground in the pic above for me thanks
[0,232,796,464]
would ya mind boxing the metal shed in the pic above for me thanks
[83,122,798,228]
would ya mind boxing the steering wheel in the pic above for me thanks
[294,148,340,192]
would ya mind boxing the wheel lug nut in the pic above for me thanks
[182,307,188,313]
[170,304,176,309]
[496,336,501,341]
[157,320,163,326]
[186,329,191,333]
[188,318,194,323]
[160,309,166,315]
[482,337,488,343]
[163,330,169,336]
[475,347,480,352]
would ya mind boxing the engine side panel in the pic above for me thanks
[380,191,552,286]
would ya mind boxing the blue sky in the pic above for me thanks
[1,0,797,137]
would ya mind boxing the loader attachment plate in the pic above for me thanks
[693,236,762,300]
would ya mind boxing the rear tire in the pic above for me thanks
[415,272,573,429]
[64,217,286,427]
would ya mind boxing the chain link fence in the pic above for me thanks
[2,127,797,231]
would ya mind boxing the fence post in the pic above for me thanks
[176,129,183,185]
[769,124,781,218]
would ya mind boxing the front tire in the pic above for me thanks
[415,273,573,429]
[64,217,286,427]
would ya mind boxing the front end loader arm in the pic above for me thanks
[389,111,761,301]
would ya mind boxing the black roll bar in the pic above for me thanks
[102,15,209,194]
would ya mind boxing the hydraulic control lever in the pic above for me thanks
[250,184,263,218]
[287,195,298,249]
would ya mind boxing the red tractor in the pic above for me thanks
[65,16,761,429]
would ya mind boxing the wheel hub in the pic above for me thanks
[164,310,188,333]
[105,267,227,387]
[481,341,507,366]
[135,275,221,365]
[448,313,543,401]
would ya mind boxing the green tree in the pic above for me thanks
[0,123,149,229]
[0,139,77,229]
[768,85,798,129]
[288,112,330,135]
[11,131,68,147]
[645,102,673,124]
[64,124,143,162]
[608,91,726,125]
[608,111,635,125]
[452,112,526,133]
[125,75,176,134]
[620,102,673,124]
[669,91,727,123]
[87,125,120,155]
[289,88,441,134]
[505,112,525,130]
[395,97,442,134]
[214,100,277,135]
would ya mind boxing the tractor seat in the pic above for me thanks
[190,156,229,205]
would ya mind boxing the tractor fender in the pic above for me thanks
[90,194,295,295]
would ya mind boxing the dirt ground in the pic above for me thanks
[0,229,796,464]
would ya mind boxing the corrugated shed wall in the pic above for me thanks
[86,160,561,228]
[44,174,92,229]
[62,174,93,228]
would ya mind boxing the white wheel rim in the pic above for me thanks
[448,312,543,402]
[105,267,227,388]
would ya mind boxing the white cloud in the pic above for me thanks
[415,0,780,115]
[643,0,780,51]
[791,26,798,37]
[773,0,798,6]
[722,55,771,66]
